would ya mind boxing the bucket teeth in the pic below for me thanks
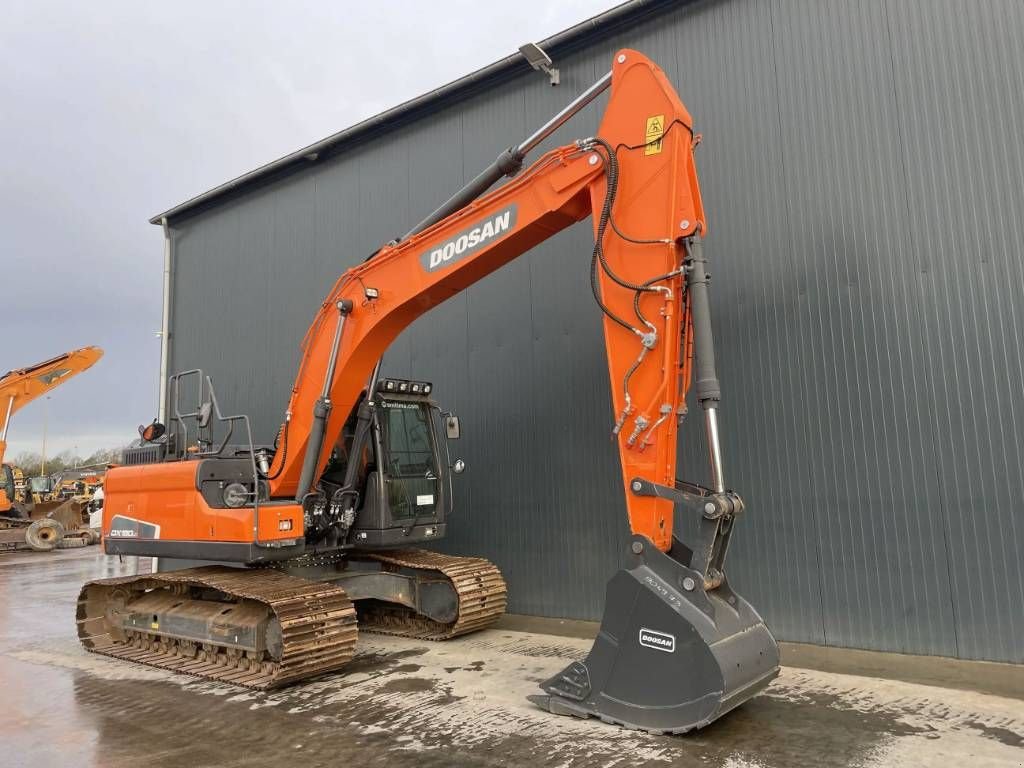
[526,693,591,721]
[544,660,591,702]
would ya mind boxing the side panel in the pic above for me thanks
[103,462,302,547]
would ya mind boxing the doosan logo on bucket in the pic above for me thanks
[420,206,517,272]
[639,628,676,653]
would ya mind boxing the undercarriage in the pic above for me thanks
[77,548,506,689]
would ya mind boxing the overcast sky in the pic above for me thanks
[1,0,613,460]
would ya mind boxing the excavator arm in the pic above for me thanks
[0,346,103,464]
[268,51,703,553]
[0,346,103,511]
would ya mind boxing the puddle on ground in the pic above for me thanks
[378,676,436,694]
[335,647,427,676]
[959,720,1023,748]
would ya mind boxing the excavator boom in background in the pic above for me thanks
[78,50,778,734]
[0,346,104,551]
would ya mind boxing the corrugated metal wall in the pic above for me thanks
[166,0,1024,663]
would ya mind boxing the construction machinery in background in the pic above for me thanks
[29,467,106,504]
[78,50,779,734]
[0,346,104,552]
[7,464,29,505]
[23,472,51,503]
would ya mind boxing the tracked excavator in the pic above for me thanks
[78,50,779,734]
[0,346,103,551]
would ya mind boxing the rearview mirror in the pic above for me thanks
[140,421,166,442]
[445,415,461,440]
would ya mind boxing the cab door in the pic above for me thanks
[377,400,442,523]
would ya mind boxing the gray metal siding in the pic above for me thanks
[167,0,1024,662]
[887,0,1024,663]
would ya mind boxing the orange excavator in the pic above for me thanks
[78,50,779,733]
[0,346,103,551]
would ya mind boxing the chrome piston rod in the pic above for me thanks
[1,395,13,442]
[515,70,612,156]
[704,407,726,494]
[402,71,612,240]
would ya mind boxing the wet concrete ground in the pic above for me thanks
[1,549,1022,768]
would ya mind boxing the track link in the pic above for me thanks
[354,549,507,639]
[77,566,357,689]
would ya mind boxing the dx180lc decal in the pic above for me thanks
[419,205,518,273]
[108,515,161,540]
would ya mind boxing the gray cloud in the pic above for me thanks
[1,0,611,458]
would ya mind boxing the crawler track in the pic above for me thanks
[355,549,507,639]
[76,551,504,688]
[76,566,357,689]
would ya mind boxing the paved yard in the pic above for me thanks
[1,548,1021,767]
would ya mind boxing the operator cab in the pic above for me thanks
[29,476,53,497]
[310,377,464,550]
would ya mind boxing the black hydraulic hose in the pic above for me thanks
[590,249,640,334]
[264,420,288,480]
[588,139,647,335]
[591,139,667,297]
[589,137,688,335]
[605,119,695,245]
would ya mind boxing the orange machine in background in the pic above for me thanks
[0,347,103,552]
[0,346,103,514]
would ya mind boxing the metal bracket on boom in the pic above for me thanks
[629,478,743,520]
[629,477,743,586]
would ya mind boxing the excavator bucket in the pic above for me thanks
[530,534,779,734]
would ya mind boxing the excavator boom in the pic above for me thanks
[0,346,103,461]
[268,51,703,553]
[0,346,103,511]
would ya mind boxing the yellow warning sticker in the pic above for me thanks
[645,114,665,155]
